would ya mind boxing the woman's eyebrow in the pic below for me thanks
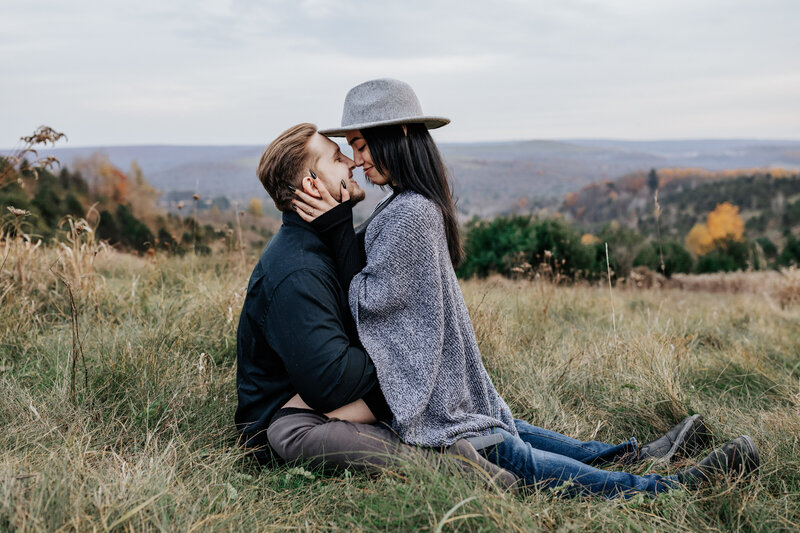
[347,136,363,146]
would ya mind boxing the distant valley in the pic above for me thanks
[36,139,800,220]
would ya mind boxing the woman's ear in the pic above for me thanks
[402,124,408,136]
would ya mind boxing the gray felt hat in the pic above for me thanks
[320,78,450,137]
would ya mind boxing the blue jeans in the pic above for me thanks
[479,419,679,498]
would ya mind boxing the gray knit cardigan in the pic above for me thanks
[350,191,518,447]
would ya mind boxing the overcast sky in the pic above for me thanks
[2,0,798,147]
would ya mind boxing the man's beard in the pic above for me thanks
[348,186,366,204]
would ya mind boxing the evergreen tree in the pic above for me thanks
[115,204,154,252]
[778,234,800,267]
[633,241,693,278]
[648,168,659,192]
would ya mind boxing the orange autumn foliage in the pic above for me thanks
[580,233,601,245]
[686,223,714,255]
[707,202,744,242]
[686,202,745,255]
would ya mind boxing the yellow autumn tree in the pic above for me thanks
[247,197,263,217]
[685,202,744,255]
[706,202,744,242]
[686,223,714,255]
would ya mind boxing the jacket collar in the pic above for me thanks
[282,210,315,231]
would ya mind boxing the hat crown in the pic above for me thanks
[341,78,424,128]
[320,78,449,136]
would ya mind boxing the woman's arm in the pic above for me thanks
[310,202,366,289]
[281,394,377,424]
[325,399,377,424]
[293,180,366,291]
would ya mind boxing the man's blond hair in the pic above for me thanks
[257,123,317,212]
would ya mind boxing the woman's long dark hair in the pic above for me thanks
[361,123,464,266]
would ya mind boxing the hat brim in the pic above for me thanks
[319,116,450,137]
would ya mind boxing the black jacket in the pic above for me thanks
[235,211,387,457]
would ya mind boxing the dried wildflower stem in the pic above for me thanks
[234,203,246,266]
[605,242,617,344]
[51,267,88,406]
[192,186,200,254]
[654,189,665,275]
[0,246,9,273]
[1,126,66,189]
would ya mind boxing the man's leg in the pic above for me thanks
[267,409,420,472]
[513,419,637,465]
[479,427,678,498]
[266,409,519,490]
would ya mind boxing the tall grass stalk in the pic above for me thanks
[605,242,618,344]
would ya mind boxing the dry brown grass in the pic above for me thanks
[1,242,799,531]
[670,268,800,309]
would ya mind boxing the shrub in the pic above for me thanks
[458,215,600,279]
[457,216,536,278]
[778,234,800,267]
[115,204,154,252]
[696,238,753,273]
[633,240,693,278]
[756,237,778,259]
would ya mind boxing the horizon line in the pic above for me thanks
[6,136,800,151]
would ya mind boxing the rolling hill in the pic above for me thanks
[30,139,800,219]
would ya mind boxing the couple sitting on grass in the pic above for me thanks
[235,78,759,498]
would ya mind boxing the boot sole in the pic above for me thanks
[736,435,760,476]
[655,414,710,465]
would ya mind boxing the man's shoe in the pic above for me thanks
[677,435,760,487]
[445,438,520,493]
[638,414,713,464]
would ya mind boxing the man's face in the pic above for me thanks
[306,133,366,203]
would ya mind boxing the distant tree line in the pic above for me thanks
[0,156,265,255]
[458,208,800,281]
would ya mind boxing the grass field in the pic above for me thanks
[2,232,800,531]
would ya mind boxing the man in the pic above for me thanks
[235,123,514,484]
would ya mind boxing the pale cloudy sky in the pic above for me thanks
[1,0,798,146]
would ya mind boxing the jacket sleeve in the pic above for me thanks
[311,201,366,293]
[262,269,379,413]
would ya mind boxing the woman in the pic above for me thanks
[293,79,756,497]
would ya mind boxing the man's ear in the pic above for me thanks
[300,175,322,197]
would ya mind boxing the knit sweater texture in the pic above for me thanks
[350,191,518,447]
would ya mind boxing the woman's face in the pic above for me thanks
[345,130,391,186]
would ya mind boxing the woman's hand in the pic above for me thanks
[281,394,377,424]
[292,173,351,222]
[325,399,377,424]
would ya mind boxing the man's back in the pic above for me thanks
[235,211,380,458]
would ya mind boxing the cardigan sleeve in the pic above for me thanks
[349,196,449,437]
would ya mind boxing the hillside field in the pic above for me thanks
[1,240,800,531]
